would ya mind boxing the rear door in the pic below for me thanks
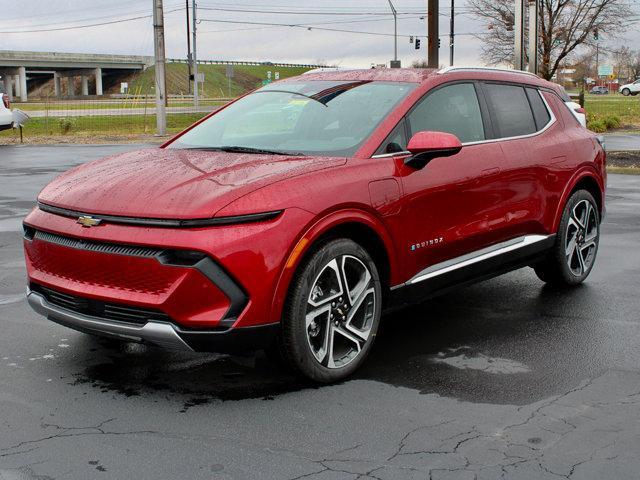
[479,82,551,240]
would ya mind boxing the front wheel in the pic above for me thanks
[534,190,600,286]
[277,238,382,382]
[621,88,631,96]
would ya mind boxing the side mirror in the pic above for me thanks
[405,131,463,169]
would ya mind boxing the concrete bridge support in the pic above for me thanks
[95,67,103,96]
[53,73,61,98]
[81,75,89,96]
[18,66,27,102]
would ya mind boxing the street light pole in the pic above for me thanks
[427,0,439,68]
[186,0,192,94]
[387,0,400,67]
[449,0,454,66]
[152,0,167,135]
[192,0,199,108]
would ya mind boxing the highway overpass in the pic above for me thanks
[0,50,153,101]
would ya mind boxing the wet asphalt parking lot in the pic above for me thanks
[1,144,640,479]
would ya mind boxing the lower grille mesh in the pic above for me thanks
[33,284,171,326]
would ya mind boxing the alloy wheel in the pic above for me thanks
[565,199,598,276]
[305,255,376,369]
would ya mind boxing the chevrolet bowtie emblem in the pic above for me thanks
[77,215,102,227]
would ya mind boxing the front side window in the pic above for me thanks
[406,83,485,143]
[169,80,416,156]
[483,83,537,138]
[375,121,408,155]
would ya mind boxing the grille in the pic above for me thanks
[32,230,163,258]
[33,284,171,326]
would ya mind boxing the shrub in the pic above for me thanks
[588,119,607,133]
[603,115,621,129]
[58,117,76,135]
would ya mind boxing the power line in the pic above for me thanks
[198,17,487,38]
[0,8,182,34]
[198,6,428,15]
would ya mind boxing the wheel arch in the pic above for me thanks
[268,209,398,324]
[553,170,604,232]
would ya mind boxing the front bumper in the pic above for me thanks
[27,288,279,353]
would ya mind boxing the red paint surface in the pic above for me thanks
[25,68,606,334]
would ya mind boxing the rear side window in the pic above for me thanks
[483,83,536,138]
[525,88,551,130]
[407,83,485,143]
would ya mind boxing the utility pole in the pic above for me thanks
[527,0,538,74]
[449,0,454,66]
[152,0,167,135]
[186,0,192,94]
[387,0,400,67]
[514,0,526,70]
[427,0,439,68]
[192,0,199,108]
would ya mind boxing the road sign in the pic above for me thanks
[196,72,205,83]
[226,65,234,78]
[598,65,613,77]
[262,79,271,86]
[275,72,280,80]
[267,71,272,80]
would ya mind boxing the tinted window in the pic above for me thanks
[407,83,485,143]
[375,121,408,155]
[483,83,536,138]
[525,88,551,130]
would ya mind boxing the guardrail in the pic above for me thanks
[167,58,331,68]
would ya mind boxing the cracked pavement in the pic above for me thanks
[1,145,640,479]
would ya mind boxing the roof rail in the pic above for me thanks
[438,66,540,78]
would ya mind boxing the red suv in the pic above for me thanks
[24,68,606,382]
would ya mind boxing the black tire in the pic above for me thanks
[621,88,631,96]
[534,190,600,286]
[277,238,382,382]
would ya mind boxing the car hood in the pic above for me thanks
[38,148,346,219]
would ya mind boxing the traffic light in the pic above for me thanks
[438,38,441,48]
[593,28,599,41]
[415,38,421,50]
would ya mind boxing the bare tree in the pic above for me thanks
[611,47,640,82]
[467,0,632,80]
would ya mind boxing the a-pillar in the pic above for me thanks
[18,66,27,102]
[94,67,103,96]
[67,75,75,97]
[81,75,89,96]
[53,73,61,98]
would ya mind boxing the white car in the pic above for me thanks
[0,93,13,132]
[566,100,587,128]
[619,79,640,96]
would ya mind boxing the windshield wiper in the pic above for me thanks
[180,146,304,156]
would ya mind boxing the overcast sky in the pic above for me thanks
[0,0,637,68]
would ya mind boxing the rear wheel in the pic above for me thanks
[621,88,631,96]
[277,238,382,382]
[534,190,600,286]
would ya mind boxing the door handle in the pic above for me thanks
[481,167,501,177]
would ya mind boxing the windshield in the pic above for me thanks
[169,80,417,156]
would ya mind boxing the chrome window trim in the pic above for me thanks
[371,84,555,159]
[371,150,411,159]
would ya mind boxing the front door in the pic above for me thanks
[394,82,507,281]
